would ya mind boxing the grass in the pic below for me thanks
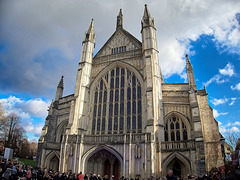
[18,158,36,167]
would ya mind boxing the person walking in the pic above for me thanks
[27,168,32,180]
[78,172,84,180]
[166,170,176,180]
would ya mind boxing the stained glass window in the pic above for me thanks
[164,116,188,142]
[91,66,142,134]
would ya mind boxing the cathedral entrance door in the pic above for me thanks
[173,162,181,178]
[105,159,111,178]
[113,160,119,180]
[86,149,120,178]
[49,155,59,171]
[166,158,185,178]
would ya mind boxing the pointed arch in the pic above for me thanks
[162,152,191,177]
[81,145,123,174]
[56,120,68,142]
[90,61,144,89]
[89,61,145,135]
[44,151,60,170]
[164,111,192,141]
[164,111,191,127]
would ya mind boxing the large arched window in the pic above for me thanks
[164,116,188,141]
[91,66,142,135]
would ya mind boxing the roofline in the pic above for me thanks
[93,28,142,59]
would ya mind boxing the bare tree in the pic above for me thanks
[224,129,240,150]
[5,114,22,147]
[1,114,29,156]
[0,102,6,119]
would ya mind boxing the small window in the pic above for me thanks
[120,89,124,101]
[97,118,101,131]
[120,116,124,130]
[127,116,131,130]
[109,103,113,116]
[165,131,168,141]
[110,78,114,89]
[114,117,118,130]
[138,115,142,129]
[171,131,175,141]
[183,130,188,140]
[176,122,179,129]
[102,118,105,132]
[132,116,136,130]
[176,131,180,141]
[108,117,112,131]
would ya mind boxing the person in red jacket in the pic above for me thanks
[79,172,84,180]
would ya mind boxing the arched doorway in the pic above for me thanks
[49,155,59,171]
[86,149,121,180]
[166,158,188,178]
[162,153,191,178]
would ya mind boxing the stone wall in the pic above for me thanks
[197,91,224,171]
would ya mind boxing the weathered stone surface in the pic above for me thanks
[37,6,223,178]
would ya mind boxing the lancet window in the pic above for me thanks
[164,116,188,142]
[91,66,142,135]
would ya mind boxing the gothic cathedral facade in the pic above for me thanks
[37,5,224,179]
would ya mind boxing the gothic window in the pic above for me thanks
[164,116,188,142]
[111,46,127,54]
[91,66,142,134]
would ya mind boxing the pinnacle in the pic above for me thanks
[58,76,64,89]
[84,19,95,43]
[116,8,123,29]
[142,4,155,28]
[186,54,193,70]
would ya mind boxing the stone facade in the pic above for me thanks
[37,5,224,179]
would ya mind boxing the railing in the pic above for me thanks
[161,140,195,151]
[83,133,151,144]
[94,49,142,64]
[83,134,124,144]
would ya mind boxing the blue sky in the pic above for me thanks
[0,0,240,140]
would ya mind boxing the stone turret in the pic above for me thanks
[55,76,64,101]
[186,54,197,90]
[141,4,164,177]
[142,4,155,29]
[68,19,95,135]
[116,9,123,29]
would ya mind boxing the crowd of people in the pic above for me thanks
[0,159,238,180]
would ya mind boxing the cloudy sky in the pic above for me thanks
[0,0,240,140]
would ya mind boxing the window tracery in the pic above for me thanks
[164,116,188,141]
[92,66,142,134]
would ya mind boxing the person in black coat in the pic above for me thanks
[166,170,177,180]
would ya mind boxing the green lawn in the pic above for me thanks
[18,158,36,167]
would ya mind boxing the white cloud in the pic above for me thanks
[0,96,49,119]
[229,126,240,132]
[0,96,49,139]
[213,109,228,118]
[203,63,235,86]
[210,98,228,106]
[229,97,237,105]
[204,74,228,87]
[225,121,240,127]
[24,122,43,137]
[17,98,49,117]
[219,63,235,77]
[218,122,240,134]
[231,83,240,91]
[0,1,240,97]
[204,62,235,87]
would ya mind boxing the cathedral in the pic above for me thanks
[37,5,224,179]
